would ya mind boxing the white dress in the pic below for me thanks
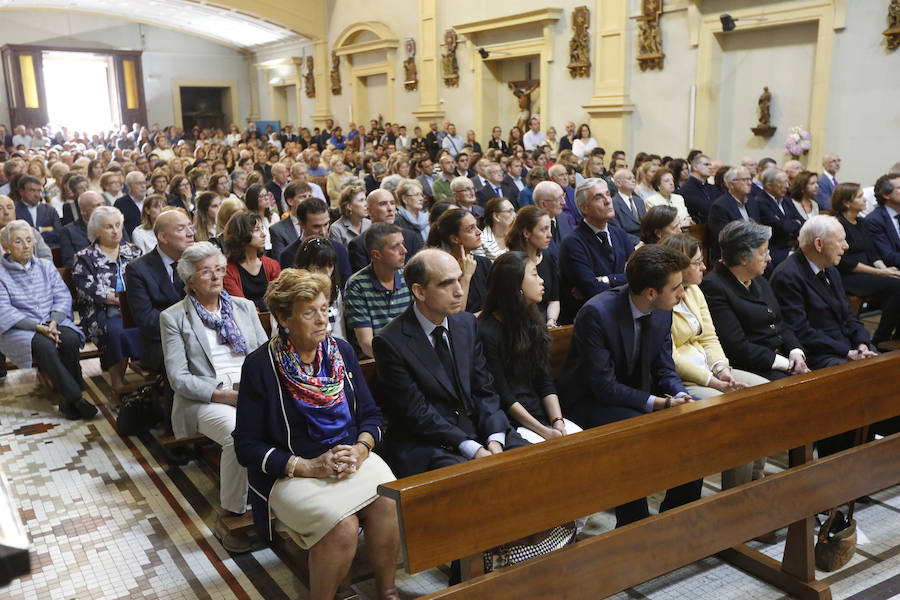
[131,226,158,254]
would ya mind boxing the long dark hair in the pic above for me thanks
[294,236,340,302]
[479,251,548,370]
[426,206,468,248]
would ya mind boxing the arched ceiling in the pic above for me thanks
[0,0,310,49]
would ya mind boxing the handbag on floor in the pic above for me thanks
[814,501,856,571]
[116,377,164,436]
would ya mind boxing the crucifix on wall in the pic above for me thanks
[508,63,539,131]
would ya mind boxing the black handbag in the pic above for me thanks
[116,377,163,436]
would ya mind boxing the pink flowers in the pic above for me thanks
[784,127,811,158]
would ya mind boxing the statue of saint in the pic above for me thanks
[330,51,342,96]
[758,86,772,127]
[404,38,418,90]
[304,56,315,98]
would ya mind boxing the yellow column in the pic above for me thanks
[310,39,333,128]
[411,0,444,129]
[582,0,633,153]
[291,56,304,126]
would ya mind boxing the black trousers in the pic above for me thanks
[841,271,900,343]
[615,478,704,528]
[31,327,84,403]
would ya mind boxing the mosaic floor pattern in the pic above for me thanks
[1,359,899,600]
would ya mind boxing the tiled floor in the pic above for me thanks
[1,358,899,599]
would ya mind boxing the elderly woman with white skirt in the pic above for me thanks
[160,242,268,553]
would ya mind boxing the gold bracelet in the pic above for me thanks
[286,455,299,478]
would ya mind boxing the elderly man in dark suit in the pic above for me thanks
[679,153,719,224]
[125,209,194,372]
[114,170,148,237]
[558,177,635,324]
[559,244,701,527]
[757,167,804,273]
[864,173,900,267]
[609,168,645,246]
[475,161,519,208]
[708,167,762,262]
[348,189,422,274]
[15,175,62,247]
[59,191,106,267]
[372,248,528,478]
[815,152,841,210]
[533,180,574,260]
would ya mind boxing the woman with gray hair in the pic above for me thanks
[700,220,810,381]
[0,220,95,420]
[73,205,142,395]
[160,241,268,553]
[393,178,428,241]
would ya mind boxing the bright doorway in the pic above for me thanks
[42,51,120,134]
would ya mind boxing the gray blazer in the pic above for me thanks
[269,217,299,264]
[161,294,268,438]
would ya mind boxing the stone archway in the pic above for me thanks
[332,22,399,124]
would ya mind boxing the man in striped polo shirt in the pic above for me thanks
[344,223,412,357]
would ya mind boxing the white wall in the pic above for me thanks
[0,10,252,130]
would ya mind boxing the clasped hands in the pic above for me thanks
[37,320,61,346]
[304,444,369,480]
[847,343,876,361]
[473,440,504,459]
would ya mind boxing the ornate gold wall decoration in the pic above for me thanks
[442,28,460,87]
[636,0,664,71]
[886,0,900,51]
[304,55,315,98]
[403,38,418,91]
[330,50,342,95]
[568,5,591,78]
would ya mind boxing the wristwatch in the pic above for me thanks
[599,275,610,285]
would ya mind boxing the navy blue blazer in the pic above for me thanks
[547,213,576,260]
[16,201,62,247]
[114,193,143,237]
[279,237,352,288]
[816,173,836,211]
[233,337,383,541]
[558,286,685,428]
[559,221,633,324]
[864,205,900,267]
[770,252,871,362]
[610,192,646,244]
[757,192,804,268]
[347,228,422,275]
[59,220,90,267]
[679,176,720,224]
[124,247,186,371]
[372,306,520,478]
[707,194,761,261]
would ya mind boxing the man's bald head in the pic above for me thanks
[783,160,803,180]
[78,191,106,223]
[533,180,564,217]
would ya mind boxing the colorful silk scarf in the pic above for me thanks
[190,291,248,355]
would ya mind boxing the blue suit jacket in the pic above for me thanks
[816,173,836,211]
[770,252,871,362]
[610,192,646,245]
[679,176,720,224]
[864,205,900,267]
[372,306,519,477]
[124,247,186,371]
[547,213,576,259]
[707,194,761,261]
[59,221,90,267]
[558,286,685,428]
[114,193,143,237]
[16,201,62,247]
[559,221,633,324]
[279,236,352,288]
[757,192,804,269]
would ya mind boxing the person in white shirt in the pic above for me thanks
[571,124,598,160]
[441,123,465,159]
[522,118,547,151]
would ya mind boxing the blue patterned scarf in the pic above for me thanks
[189,291,248,354]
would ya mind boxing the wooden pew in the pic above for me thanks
[377,353,900,600]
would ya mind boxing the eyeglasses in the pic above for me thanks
[690,258,705,267]
[734,177,753,183]
[194,266,226,279]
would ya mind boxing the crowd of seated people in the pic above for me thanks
[2,117,900,597]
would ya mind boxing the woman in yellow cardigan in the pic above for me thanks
[661,234,768,397]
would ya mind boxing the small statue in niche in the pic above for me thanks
[567,5,591,78]
[330,51,342,96]
[636,0,664,71]
[442,28,459,87]
[304,55,315,98]
[885,0,900,51]
[403,38,418,91]
[751,86,777,137]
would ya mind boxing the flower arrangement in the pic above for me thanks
[784,127,811,159]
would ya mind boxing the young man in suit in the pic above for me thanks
[125,209,194,372]
[269,181,311,261]
[15,175,62,247]
[277,197,352,287]
[559,244,700,527]
[559,178,635,323]
[864,173,900,267]
[816,152,841,210]
[372,248,528,479]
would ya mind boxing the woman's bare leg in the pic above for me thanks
[307,514,359,600]
[358,496,400,599]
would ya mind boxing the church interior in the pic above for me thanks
[1,0,899,598]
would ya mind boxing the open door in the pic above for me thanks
[113,53,148,129]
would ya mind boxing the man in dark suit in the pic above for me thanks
[59,191,106,267]
[278,197,352,286]
[424,120,441,162]
[757,167,804,273]
[557,121,575,153]
[364,162,387,195]
[559,244,700,526]
[559,178,635,324]
[265,163,290,215]
[815,152,841,210]
[114,170,148,236]
[15,175,62,247]
[533,181,575,260]
[679,153,719,224]
[609,168,645,246]
[348,190,422,273]
[865,173,900,267]
[372,248,528,478]
[708,167,762,262]
[548,164,581,227]
[269,181,311,261]
[125,210,193,372]
[475,162,519,208]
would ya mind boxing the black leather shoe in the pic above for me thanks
[72,397,98,420]
[60,401,81,420]
[856,495,874,505]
